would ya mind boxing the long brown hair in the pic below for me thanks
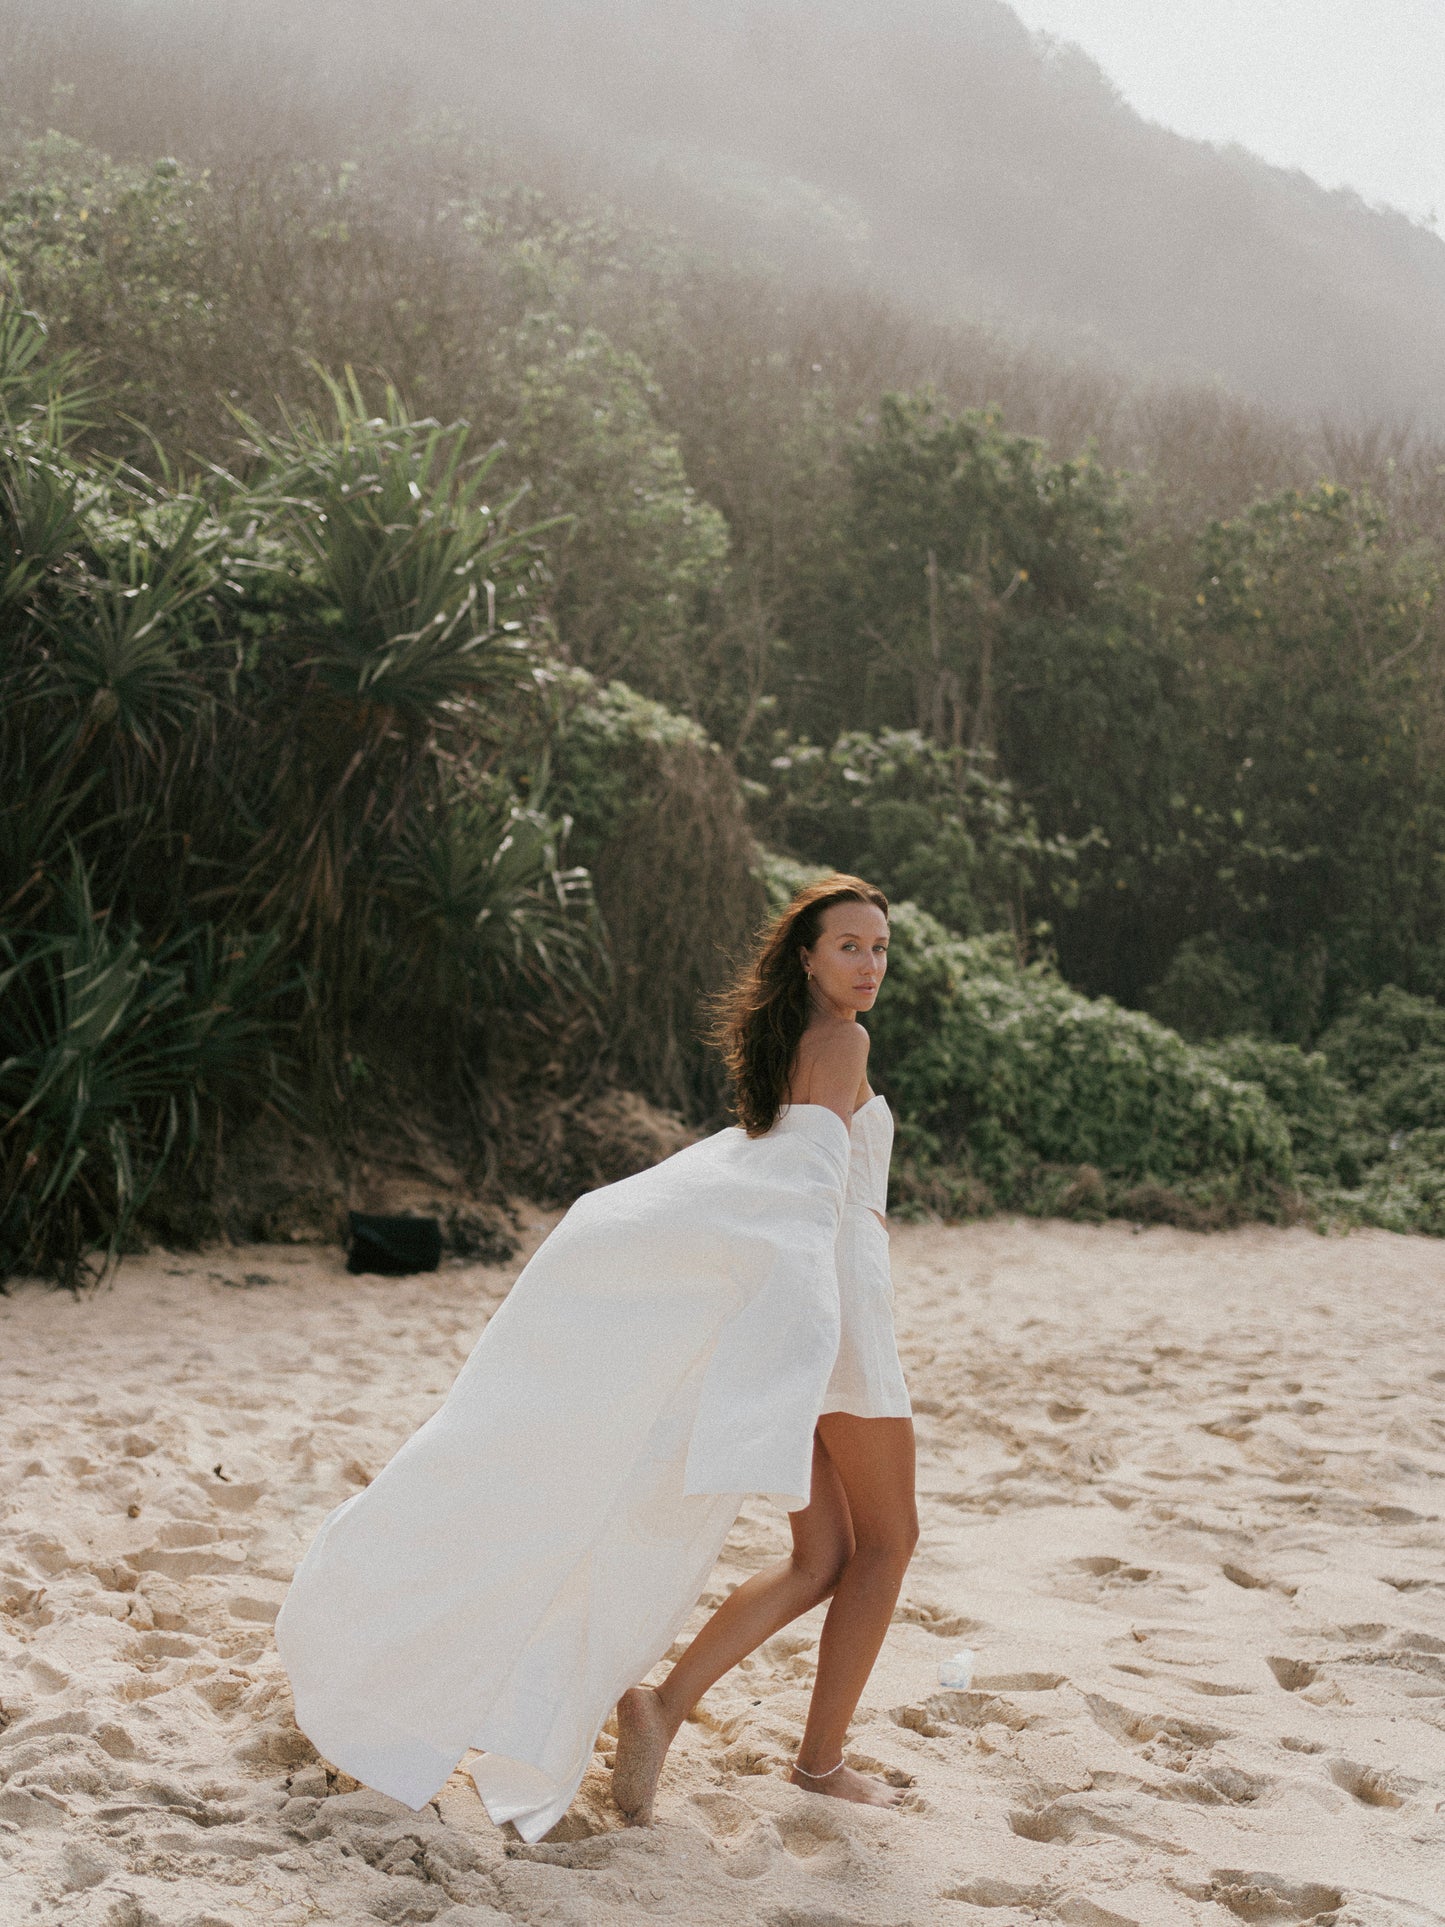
[710,873,889,1137]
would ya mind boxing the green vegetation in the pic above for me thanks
[0,311,598,1282]
[3,103,1443,1281]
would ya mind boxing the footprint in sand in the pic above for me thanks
[891,1597,984,1640]
[773,1804,864,1867]
[1053,1554,1160,1606]
[947,1873,1143,1922]
[766,1911,910,1927]
[1207,1868,1345,1923]
[681,1797,885,1909]
[1115,1667,1253,1699]
[1222,1561,1296,1596]
[1054,1901,1141,1927]
[943,1873,1052,1908]
[1266,1656,1320,1692]
[1155,1759,1275,1807]
[689,1787,756,1838]
[972,1671,1067,1693]
[1391,1630,1445,1656]
[1008,1791,1185,1856]
[1327,1758,1414,1808]
[689,1794,801,1883]
[891,1688,1032,1739]
[1083,1693,1234,1771]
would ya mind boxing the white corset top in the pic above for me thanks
[845,1094,893,1216]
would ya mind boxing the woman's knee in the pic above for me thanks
[791,1538,853,1604]
[853,1511,919,1570]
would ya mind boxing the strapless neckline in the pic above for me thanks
[850,1093,887,1123]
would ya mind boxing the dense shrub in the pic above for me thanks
[1352,1131,1445,1238]
[750,727,1083,943]
[1201,1034,1360,1183]
[871,902,1292,1207]
[1317,987,1445,1131]
[495,317,731,701]
[1310,989,1445,1230]
[0,133,214,447]
[1143,935,1269,1042]
[760,860,1297,1222]
[541,676,765,1118]
[0,866,288,1286]
[0,310,602,1282]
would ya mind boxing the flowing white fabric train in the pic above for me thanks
[275,1102,852,1843]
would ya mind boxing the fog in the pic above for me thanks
[5,0,1445,430]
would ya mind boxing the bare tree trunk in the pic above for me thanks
[969,534,995,757]
[966,537,1025,759]
[926,547,944,740]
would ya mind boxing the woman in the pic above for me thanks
[276,874,917,1842]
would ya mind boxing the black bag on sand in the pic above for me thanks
[347,1212,443,1276]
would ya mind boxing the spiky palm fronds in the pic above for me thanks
[0,446,94,619]
[0,304,103,620]
[236,369,552,719]
[0,854,292,1289]
[383,796,601,1025]
[0,301,100,442]
[2,326,607,1282]
[39,496,218,756]
[0,737,98,923]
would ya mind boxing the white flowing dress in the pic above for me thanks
[821,1094,912,1420]
[275,1095,906,1844]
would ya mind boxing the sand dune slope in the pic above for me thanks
[3,1218,1445,1926]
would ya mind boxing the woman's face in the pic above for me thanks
[799,900,889,1015]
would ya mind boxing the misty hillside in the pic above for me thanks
[5,0,1445,432]
[477,0,1445,431]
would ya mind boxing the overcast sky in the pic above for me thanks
[1006,0,1445,228]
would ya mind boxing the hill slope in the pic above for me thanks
[6,0,1445,430]
[475,0,1445,429]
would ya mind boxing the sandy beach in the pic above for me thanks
[3,1216,1445,1926]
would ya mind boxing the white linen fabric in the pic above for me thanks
[275,1102,856,1844]
[821,1095,912,1419]
[842,1089,891,1216]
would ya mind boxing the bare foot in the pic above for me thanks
[788,1761,905,1807]
[612,1685,676,1824]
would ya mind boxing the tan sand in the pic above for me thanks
[3,1217,1445,1926]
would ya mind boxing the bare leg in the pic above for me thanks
[613,1430,854,1822]
[789,1412,918,1808]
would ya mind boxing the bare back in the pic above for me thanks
[784,1018,872,1129]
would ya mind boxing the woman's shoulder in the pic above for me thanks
[802,1017,870,1064]
[785,1020,869,1124]
[786,1020,869,1124]
[816,1017,870,1063]
[790,1018,869,1085]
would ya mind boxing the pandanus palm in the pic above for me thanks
[0,305,107,929]
[2,333,601,1283]
[226,373,562,978]
[0,855,289,1288]
[238,368,549,714]
[0,303,101,622]
[383,795,600,1030]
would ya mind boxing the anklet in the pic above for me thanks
[794,1756,846,1779]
